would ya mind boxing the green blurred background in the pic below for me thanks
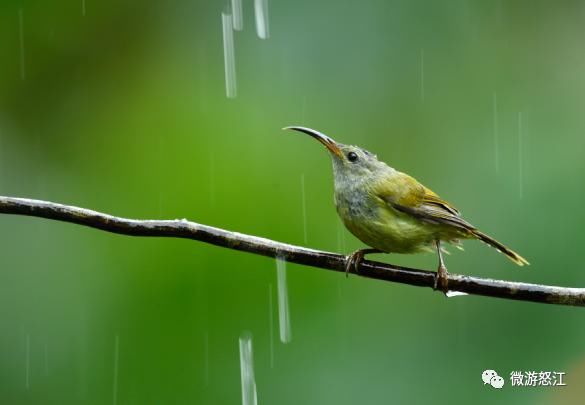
[1,0,584,403]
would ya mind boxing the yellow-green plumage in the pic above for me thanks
[285,126,529,273]
[336,174,445,254]
[337,170,527,266]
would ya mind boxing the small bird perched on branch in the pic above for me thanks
[284,126,528,293]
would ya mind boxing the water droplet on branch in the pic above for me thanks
[446,290,469,298]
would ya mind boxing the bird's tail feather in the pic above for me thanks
[472,230,529,266]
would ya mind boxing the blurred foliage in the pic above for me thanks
[0,0,584,404]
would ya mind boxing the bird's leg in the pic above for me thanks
[433,240,449,293]
[345,248,382,277]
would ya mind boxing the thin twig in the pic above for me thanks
[0,196,583,307]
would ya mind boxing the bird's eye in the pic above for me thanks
[347,152,358,162]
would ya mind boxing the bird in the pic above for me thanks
[284,126,528,292]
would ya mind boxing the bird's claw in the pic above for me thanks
[344,248,382,278]
[345,250,364,278]
[433,264,449,294]
[345,249,375,277]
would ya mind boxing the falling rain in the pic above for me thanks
[222,12,237,98]
[239,333,258,405]
[254,0,270,39]
[276,255,292,343]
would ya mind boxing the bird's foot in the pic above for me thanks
[344,248,381,278]
[433,264,449,294]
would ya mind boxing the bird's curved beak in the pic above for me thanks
[283,126,343,158]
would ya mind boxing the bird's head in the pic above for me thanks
[284,126,390,184]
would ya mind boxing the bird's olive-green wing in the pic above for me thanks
[371,172,475,232]
[371,172,529,265]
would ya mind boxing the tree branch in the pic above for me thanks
[0,196,582,307]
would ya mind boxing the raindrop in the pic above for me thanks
[493,92,499,173]
[518,112,523,199]
[209,152,215,207]
[25,334,30,390]
[82,0,86,16]
[204,330,210,385]
[268,284,274,368]
[158,191,163,216]
[300,174,308,244]
[336,220,346,253]
[446,290,469,298]
[420,49,424,102]
[221,12,237,98]
[276,255,292,343]
[44,342,49,376]
[18,9,25,81]
[239,332,258,405]
[0,127,2,185]
[254,0,270,39]
[112,335,119,405]
[232,0,243,31]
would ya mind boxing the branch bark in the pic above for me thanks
[0,196,583,307]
